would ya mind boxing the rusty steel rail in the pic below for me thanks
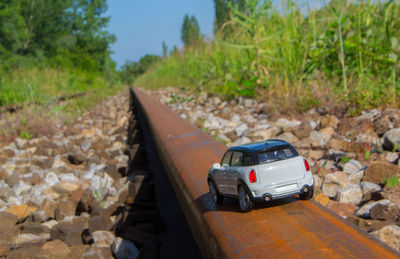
[132,88,399,258]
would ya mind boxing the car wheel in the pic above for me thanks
[238,185,254,212]
[299,186,314,200]
[208,180,223,204]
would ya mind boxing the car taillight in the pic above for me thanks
[304,159,310,171]
[249,169,257,183]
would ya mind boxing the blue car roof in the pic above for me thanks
[228,139,291,152]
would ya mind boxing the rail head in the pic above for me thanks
[132,88,400,259]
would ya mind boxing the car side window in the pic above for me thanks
[243,153,251,166]
[231,152,243,166]
[221,151,232,166]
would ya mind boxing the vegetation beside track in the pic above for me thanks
[135,0,400,113]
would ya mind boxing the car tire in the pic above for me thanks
[238,185,254,212]
[208,180,224,204]
[299,186,314,200]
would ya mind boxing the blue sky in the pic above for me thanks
[106,0,214,68]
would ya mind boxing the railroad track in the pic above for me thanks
[132,88,400,258]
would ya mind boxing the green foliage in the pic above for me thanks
[162,41,168,58]
[137,0,400,111]
[181,14,202,46]
[213,0,246,34]
[341,156,351,163]
[94,177,109,209]
[0,66,121,106]
[364,149,371,161]
[18,117,32,140]
[0,0,115,73]
[120,55,161,85]
[385,175,399,189]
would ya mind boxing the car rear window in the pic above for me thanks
[255,145,298,164]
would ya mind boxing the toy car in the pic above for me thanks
[207,139,314,212]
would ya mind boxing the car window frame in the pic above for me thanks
[230,151,244,167]
[254,145,299,165]
[221,151,233,166]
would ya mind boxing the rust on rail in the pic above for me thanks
[132,88,399,258]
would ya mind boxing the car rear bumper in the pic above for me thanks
[251,184,314,202]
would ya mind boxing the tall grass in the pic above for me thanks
[0,65,125,142]
[135,0,400,112]
[0,67,118,106]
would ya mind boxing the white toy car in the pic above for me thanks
[207,139,314,212]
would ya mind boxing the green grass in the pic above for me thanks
[135,0,400,113]
[0,65,125,142]
[0,67,119,106]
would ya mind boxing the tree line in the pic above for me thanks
[0,0,115,73]
[121,1,240,83]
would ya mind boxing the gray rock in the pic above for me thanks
[383,128,400,151]
[203,114,229,130]
[235,123,249,137]
[348,170,364,185]
[12,233,50,246]
[32,210,47,223]
[357,109,381,122]
[371,225,400,251]
[310,131,329,146]
[80,139,92,152]
[112,237,139,259]
[276,132,298,143]
[0,186,15,201]
[92,230,116,248]
[82,164,105,180]
[13,181,31,196]
[15,138,28,149]
[243,98,255,108]
[385,152,399,163]
[322,171,349,198]
[337,184,362,204]
[356,199,392,218]
[317,159,337,171]
[313,175,323,189]
[90,174,113,193]
[53,181,80,193]
[52,155,67,169]
[275,118,300,128]
[230,137,251,147]
[41,220,59,229]
[59,173,76,182]
[217,134,231,143]
[252,123,270,131]
[343,160,363,175]
[360,182,382,195]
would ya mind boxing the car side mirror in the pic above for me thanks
[213,163,221,169]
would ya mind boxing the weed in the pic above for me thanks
[341,156,351,163]
[18,117,32,140]
[94,177,109,209]
[384,175,399,189]
[364,149,371,161]
[135,0,400,112]
[393,144,400,152]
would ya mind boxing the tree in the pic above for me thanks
[162,41,168,58]
[0,0,115,72]
[213,0,247,33]
[181,14,201,46]
[120,55,161,84]
[67,0,116,71]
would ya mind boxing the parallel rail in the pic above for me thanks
[132,88,399,258]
